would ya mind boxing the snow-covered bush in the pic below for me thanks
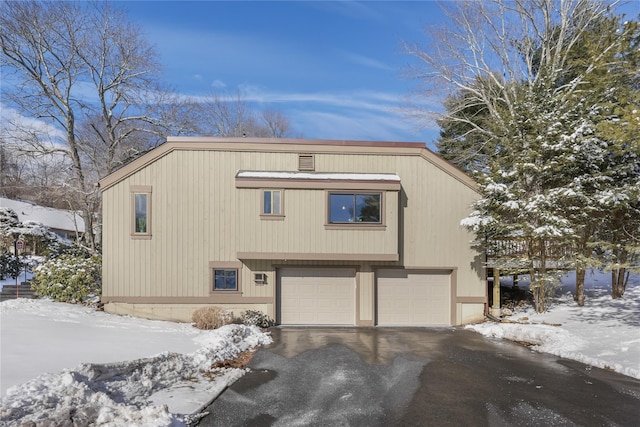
[51,241,95,259]
[31,254,101,303]
[240,309,274,328]
[0,251,22,280]
[0,207,67,257]
[192,306,235,330]
[0,207,19,229]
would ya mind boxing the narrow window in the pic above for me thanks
[262,189,282,215]
[329,193,381,224]
[131,186,152,237]
[134,194,148,233]
[213,269,238,291]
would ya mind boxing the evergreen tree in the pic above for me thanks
[411,1,638,308]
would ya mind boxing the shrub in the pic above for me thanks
[192,306,235,330]
[31,254,101,303]
[0,251,22,280]
[530,277,559,313]
[240,309,275,328]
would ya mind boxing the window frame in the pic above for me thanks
[260,189,285,220]
[326,191,385,228]
[130,186,152,239]
[209,261,243,294]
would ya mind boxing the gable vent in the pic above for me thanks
[298,154,315,171]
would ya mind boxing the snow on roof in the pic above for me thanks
[236,171,401,181]
[0,198,85,233]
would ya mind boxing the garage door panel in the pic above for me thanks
[280,268,355,326]
[377,269,451,326]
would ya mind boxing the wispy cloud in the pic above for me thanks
[176,85,441,143]
[339,51,394,71]
[0,103,67,149]
[305,1,384,22]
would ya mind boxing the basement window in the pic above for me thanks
[213,269,238,291]
[209,262,243,294]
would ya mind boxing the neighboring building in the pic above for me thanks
[0,197,85,241]
[98,137,486,326]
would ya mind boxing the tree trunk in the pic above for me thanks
[575,268,585,306]
[612,267,627,299]
[611,247,628,299]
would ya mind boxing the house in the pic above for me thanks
[98,137,486,326]
[0,197,85,242]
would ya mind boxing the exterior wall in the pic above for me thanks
[235,188,399,259]
[105,302,271,323]
[100,139,485,325]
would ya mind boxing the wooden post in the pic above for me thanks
[491,268,501,317]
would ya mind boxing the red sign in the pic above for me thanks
[16,240,24,251]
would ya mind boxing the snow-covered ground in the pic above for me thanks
[1,269,638,425]
[467,270,640,380]
[0,296,272,426]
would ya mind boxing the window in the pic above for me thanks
[209,262,242,294]
[134,194,148,233]
[329,193,381,224]
[262,189,283,216]
[131,186,152,238]
[213,269,238,291]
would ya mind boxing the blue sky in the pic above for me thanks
[123,1,447,146]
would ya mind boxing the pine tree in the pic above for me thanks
[426,3,639,308]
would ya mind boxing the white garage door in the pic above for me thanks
[279,268,356,325]
[377,269,451,326]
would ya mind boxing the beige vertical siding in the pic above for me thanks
[101,141,484,324]
[235,188,398,256]
[358,268,375,323]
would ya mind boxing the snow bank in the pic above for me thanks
[0,323,272,426]
[468,272,640,380]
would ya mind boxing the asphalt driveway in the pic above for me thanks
[197,327,640,426]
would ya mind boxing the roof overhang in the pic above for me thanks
[235,171,402,191]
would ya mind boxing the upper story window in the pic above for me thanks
[263,189,283,215]
[329,193,381,224]
[135,194,148,233]
[130,186,152,238]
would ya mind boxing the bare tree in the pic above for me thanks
[1,1,175,250]
[196,90,258,137]
[75,2,165,176]
[195,90,296,138]
[404,0,615,154]
[261,108,293,138]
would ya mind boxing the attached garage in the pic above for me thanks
[278,268,356,325]
[376,269,452,326]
